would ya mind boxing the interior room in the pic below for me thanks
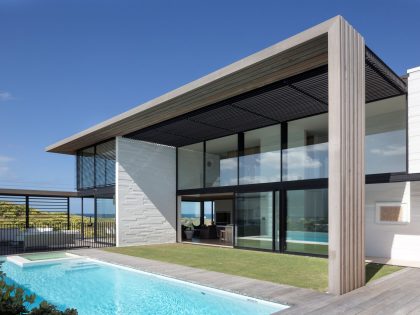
[180,193,234,246]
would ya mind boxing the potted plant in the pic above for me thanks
[184,226,194,240]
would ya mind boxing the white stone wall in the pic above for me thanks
[116,137,176,246]
[408,66,420,174]
[365,181,420,261]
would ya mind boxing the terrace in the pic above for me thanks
[0,188,115,255]
[68,245,417,314]
[103,244,400,292]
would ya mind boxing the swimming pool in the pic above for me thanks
[0,257,287,315]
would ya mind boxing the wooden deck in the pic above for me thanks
[70,248,419,314]
[282,267,419,314]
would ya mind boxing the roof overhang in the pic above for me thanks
[0,188,78,198]
[46,16,406,154]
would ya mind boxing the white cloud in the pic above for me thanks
[220,158,237,170]
[0,156,13,162]
[282,144,328,180]
[370,145,405,157]
[283,148,326,169]
[0,91,13,102]
[0,155,13,177]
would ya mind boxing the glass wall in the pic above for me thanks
[95,141,116,187]
[175,97,407,190]
[239,125,281,184]
[274,191,280,251]
[366,95,407,174]
[78,147,95,189]
[176,113,331,190]
[283,114,328,181]
[178,143,204,189]
[286,188,328,255]
[77,139,116,190]
[96,198,116,223]
[180,201,201,227]
[82,197,95,239]
[206,135,238,187]
[95,197,115,243]
[235,191,273,250]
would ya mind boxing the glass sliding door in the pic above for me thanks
[274,191,280,251]
[235,191,273,250]
[286,188,328,255]
[180,201,201,227]
[204,201,214,225]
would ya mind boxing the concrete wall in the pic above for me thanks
[366,182,420,261]
[408,67,420,174]
[116,137,176,246]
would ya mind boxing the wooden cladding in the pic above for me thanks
[328,17,366,295]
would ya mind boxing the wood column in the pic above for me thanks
[328,16,365,295]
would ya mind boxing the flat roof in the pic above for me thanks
[46,16,406,154]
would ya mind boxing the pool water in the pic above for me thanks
[20,252,69,261]
[0,258,287,315]
[286,231,328,244]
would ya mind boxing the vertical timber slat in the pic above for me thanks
[328,16,365,295]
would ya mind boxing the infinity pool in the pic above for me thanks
[1,257,287,315]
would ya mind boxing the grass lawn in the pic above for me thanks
[105,244,402,292]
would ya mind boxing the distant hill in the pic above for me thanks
[0,201,88,226]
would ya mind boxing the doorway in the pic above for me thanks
[180,193,234,247]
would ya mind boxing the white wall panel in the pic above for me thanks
[116,137,176,246]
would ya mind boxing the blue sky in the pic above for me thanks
[0,0,419,191]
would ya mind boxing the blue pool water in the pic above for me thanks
[286,231,328,244]
[0,258,287,315]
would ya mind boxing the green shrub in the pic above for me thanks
[28,301,77,315]
[0,272,77,315]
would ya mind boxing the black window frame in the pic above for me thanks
[77,139,116,191]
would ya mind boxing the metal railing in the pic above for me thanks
[0,221,115,255]
[0,190,116,255]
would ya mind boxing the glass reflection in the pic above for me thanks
[366,95,406,174]
[283,113,328,181]
[178,143,204,189]
[236,191,273,250]
[240,125,281,184]
[205,135,238,187]
[286,189,328,255]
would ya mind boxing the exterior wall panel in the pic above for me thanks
[116,137,176,246]
[366,182,420,262]
[408,68,420,173]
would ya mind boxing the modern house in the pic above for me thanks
[46,16,420,295]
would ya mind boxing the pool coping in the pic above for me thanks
[68,248,334,314]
